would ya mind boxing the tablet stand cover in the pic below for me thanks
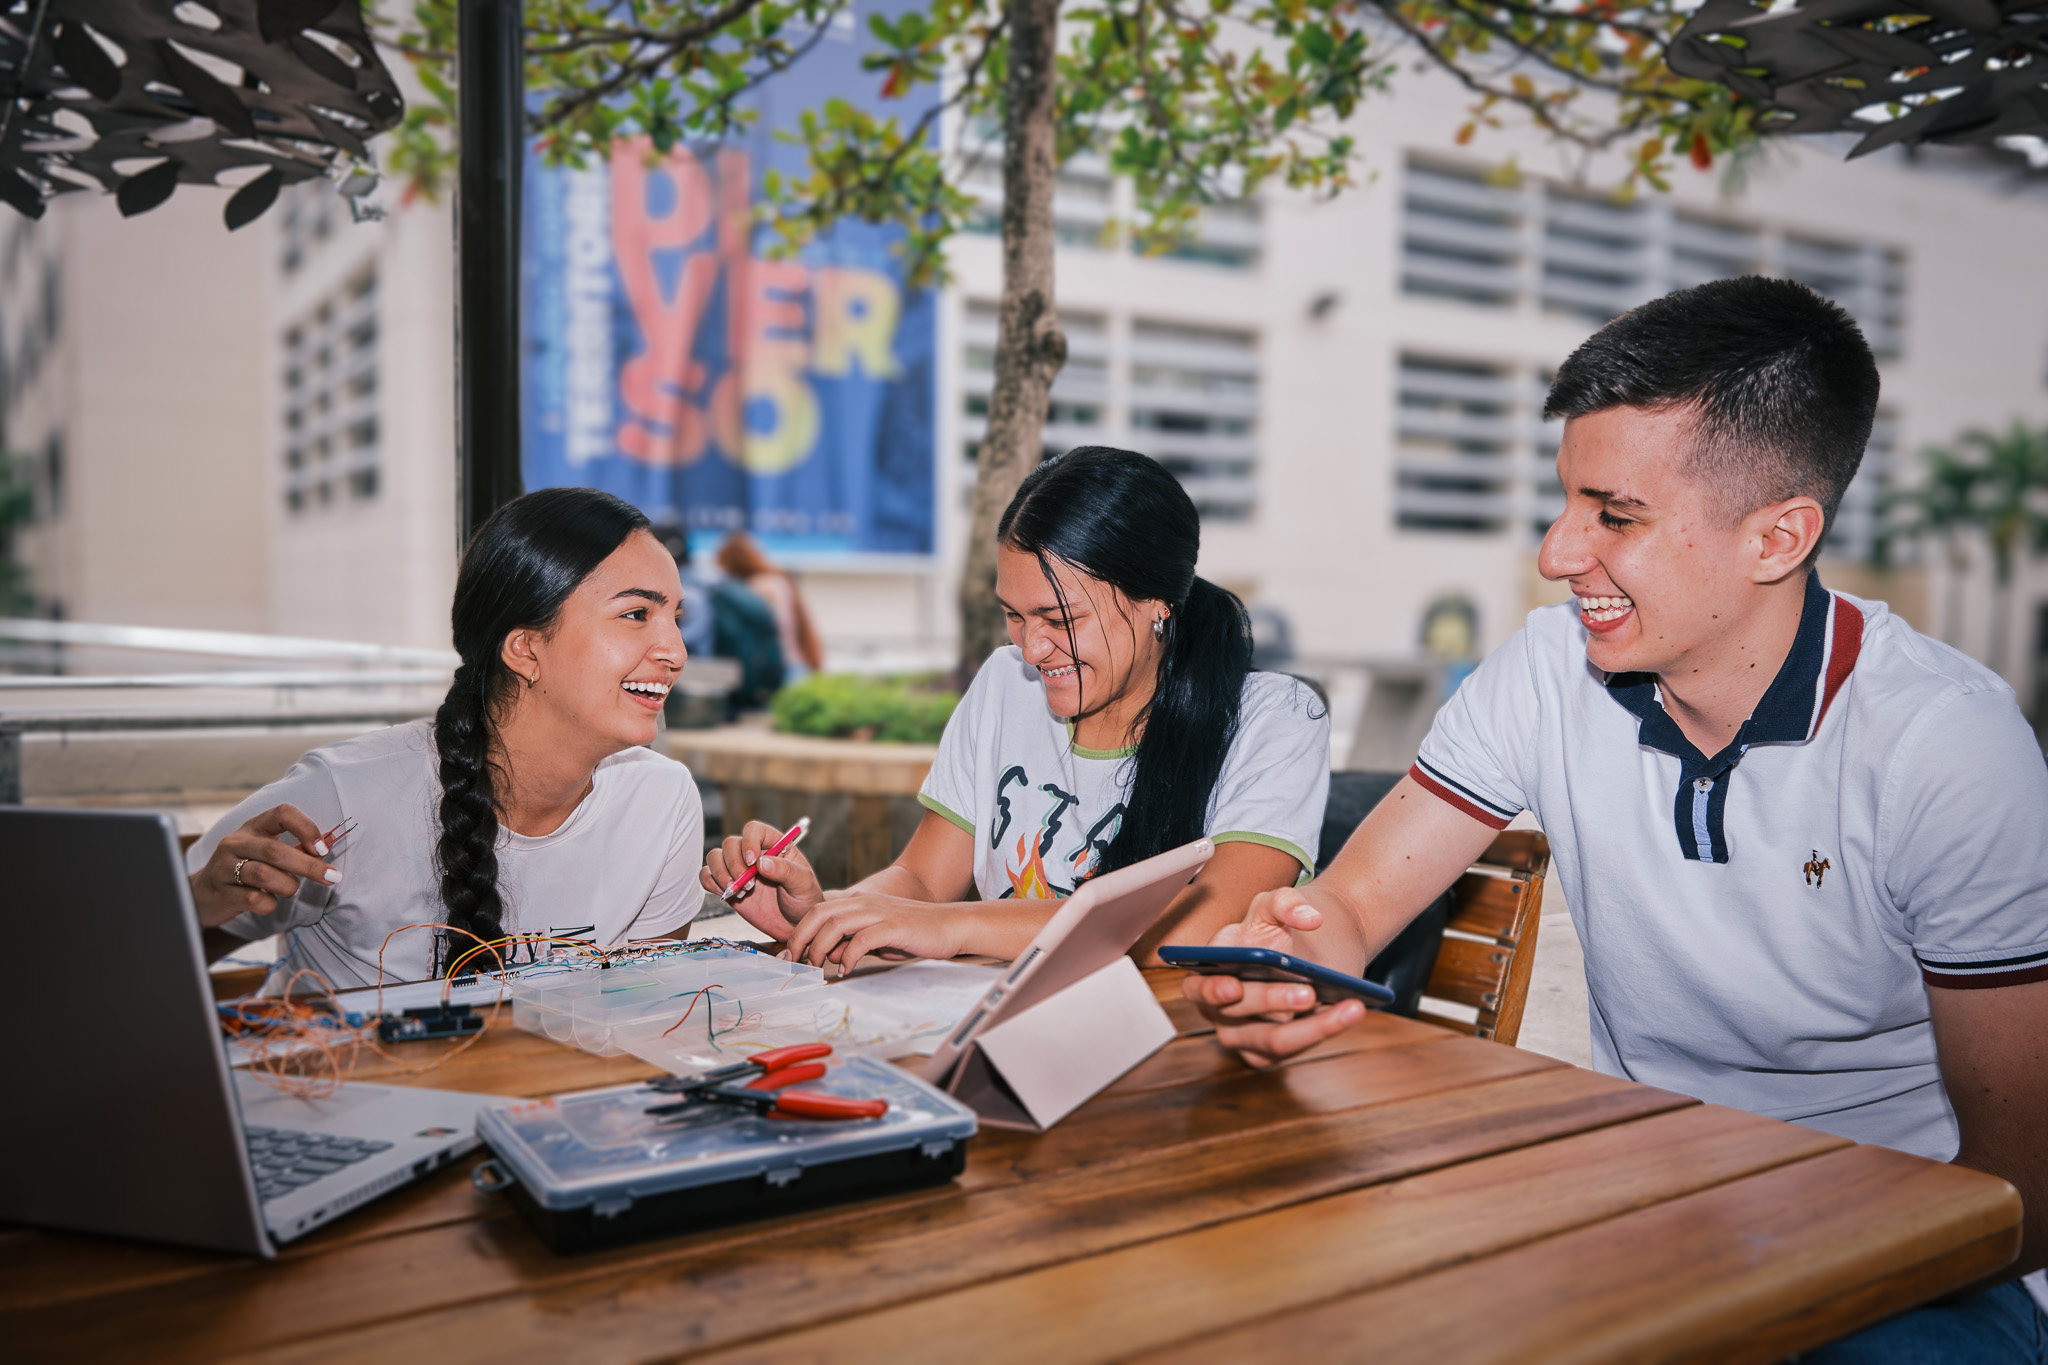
[942,956,1175,1132]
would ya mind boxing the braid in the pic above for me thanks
[433,485,652,974]
[433,663,507,970]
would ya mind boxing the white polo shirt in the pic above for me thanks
[1413,574,2048,1164]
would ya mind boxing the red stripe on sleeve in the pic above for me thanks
[1922,963,2048,991]
[1813,595,1864,734]
[1407,764,1512,831]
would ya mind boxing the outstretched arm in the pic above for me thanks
[1930,977,2048,1283]
[1185,773,1502,1066]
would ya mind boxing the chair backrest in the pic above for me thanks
[1319,772,1550,1045]
[1416,831,1550,1045]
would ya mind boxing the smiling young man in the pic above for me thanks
[1187,278,2048,1359]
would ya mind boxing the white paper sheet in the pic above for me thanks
[830,960,1004,1032]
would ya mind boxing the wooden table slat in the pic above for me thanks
[1127,1144,2023,1365]
[696,1103,1851,1365]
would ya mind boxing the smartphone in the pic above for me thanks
[1158,944,1396,1007]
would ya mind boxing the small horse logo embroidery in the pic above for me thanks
[1804,851,1831,888]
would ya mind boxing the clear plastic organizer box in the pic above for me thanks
[473,1055,980,1253]
[508,947,951,1074]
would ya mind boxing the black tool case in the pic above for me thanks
[472,1055,978,1254]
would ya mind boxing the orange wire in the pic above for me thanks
[660,985,724,1037]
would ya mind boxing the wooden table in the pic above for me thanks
[3,974,2021,1364]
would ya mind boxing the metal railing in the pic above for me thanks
[0,618,459,686]
[0,619,457,803]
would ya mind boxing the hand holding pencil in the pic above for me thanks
[699,818,824,943]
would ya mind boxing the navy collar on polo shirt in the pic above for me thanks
[1604,573,1863,863]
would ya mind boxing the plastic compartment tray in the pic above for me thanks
[474,1055,979,1253]
[610,981,949,1076]
[509,949,819,1058]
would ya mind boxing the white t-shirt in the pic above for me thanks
[1412,577,2048,1163]
[189,720,706,986]
[920,647,1330,900]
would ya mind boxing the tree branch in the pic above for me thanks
[526,0,774,58]
[531,0,839,133]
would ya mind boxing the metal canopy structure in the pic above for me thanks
[0,0,523,549]
[0,0,402,226]
[1670,0,2048,158]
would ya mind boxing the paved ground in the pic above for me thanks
[1515,901,1592,1070]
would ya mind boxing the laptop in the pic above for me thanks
[0,807,503,1257]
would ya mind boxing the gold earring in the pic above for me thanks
[523,672,538,689]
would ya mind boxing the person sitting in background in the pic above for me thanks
[186,488,707,985]
[651,519,715,662]
[701,446,1330,970]
[1185,279,2048,1359]
[717,531,825,682]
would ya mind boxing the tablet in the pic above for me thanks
[920,837,1214,1087]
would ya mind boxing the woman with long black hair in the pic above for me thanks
[187,488,706,984]
[703,446,1329,968]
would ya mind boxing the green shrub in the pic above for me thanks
[771,673,959,744]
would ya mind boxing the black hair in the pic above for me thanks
[434,486,651,971]
[1544,276,1880,566]
[998,446,1254,875]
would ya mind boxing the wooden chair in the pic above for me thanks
[1417,830,1551,1046]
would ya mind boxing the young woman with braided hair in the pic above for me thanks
[187,488,707,985]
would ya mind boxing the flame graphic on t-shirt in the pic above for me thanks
[1006,831,1057,900]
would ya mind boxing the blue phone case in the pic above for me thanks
[1157,945,1396,1006]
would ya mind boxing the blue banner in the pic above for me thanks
[521,6,937,559]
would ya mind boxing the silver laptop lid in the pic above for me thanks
[0,807,273,1256]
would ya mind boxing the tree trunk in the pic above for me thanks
[955,0,1066,682]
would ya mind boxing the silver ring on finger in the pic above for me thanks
[232,857,250,887]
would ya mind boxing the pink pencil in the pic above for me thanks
[720,817,810,903]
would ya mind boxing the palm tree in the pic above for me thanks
[1878,421,2048,677]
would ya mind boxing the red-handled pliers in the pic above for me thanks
[644,1042,835,1096]
[643,1043,888,1123]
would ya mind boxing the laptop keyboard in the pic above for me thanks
[244,1126,395,1204]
